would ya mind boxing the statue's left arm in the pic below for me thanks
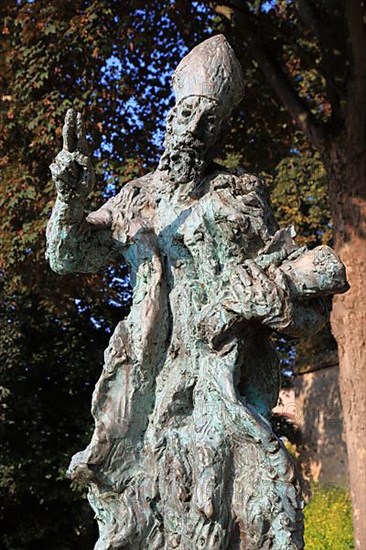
[228,245,348,337]
[199,178,348,346]
[202,247,344,348]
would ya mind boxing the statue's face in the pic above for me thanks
[158,96,224,185]
[170,96,222,147]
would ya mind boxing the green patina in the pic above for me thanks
[46,36,348,550]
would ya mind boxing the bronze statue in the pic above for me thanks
[47,35,348,549]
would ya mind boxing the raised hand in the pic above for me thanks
[50,109,95,202]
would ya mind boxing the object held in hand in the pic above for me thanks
[279,245,349,298]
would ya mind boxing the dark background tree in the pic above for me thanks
[0,290,105,548]
[0,0,361,547]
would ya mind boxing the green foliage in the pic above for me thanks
[0,290,108,548]
[268,148,332,247]
[304,485,354,550]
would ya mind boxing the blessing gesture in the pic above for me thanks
[50,109,95,202]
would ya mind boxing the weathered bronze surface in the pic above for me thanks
[46,35,348,549]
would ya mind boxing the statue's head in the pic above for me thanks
[159,35,245,185]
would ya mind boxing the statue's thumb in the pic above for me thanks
[86,208,113,228]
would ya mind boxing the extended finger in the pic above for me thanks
[62,108,77,152]
[236,265,252,287]
[76,111,89,155]
[245,259,266,279]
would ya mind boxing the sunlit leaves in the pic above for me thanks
[270,148,332,246]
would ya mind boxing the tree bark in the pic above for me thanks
[323,142,366,550]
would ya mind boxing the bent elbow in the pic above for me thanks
[46,248,76,275]
[48,257,73,275]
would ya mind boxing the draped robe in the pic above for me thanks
[47,166,333,549]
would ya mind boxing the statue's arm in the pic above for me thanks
[198,179,348,346]
[227,252,340,337]
[46,110,121,274]
[202,245,347,348]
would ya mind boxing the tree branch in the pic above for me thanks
[294,0,328,44]
[211,2,327,151]
[294,0,344,118]
[345,0,366,76]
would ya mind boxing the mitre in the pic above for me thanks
[172,34,245,116]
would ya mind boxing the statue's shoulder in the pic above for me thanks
[203,166,278,234]
[208,165,269,200]
[105,172,156,212]
[87,172,157,232]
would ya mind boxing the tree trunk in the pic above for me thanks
[324,142,366,550]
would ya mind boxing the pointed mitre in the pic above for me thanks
[172,34,245,115]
